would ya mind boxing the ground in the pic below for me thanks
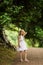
[12,48,43,65]
[0,46,43,65]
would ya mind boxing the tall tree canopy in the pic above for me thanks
[0,0,43,47]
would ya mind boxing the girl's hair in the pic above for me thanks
[18,29,26,36]
[19,30,22,36]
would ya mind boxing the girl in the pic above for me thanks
[17,29,29,62]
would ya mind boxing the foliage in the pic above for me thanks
[0,46,16,65]
[0,0,43,47]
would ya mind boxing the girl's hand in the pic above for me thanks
[26,32,27,34]
[24,32,27,36]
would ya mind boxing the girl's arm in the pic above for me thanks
[24,32,27,36]
[18,36,21,47]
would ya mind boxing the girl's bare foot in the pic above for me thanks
[25,59,29,62]
[20,59,23,62]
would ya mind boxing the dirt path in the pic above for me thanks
[12,48,43,65]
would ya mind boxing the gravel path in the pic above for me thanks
[12,48,43,65]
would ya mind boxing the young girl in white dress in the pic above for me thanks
[17,29,29,62]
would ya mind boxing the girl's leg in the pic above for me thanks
[19,51,23,62]
[24,50,29,62]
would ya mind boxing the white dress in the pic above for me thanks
[17,35,28,51]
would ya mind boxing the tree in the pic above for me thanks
[0,0,43,47]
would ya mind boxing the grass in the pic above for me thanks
[0,46,17,65]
